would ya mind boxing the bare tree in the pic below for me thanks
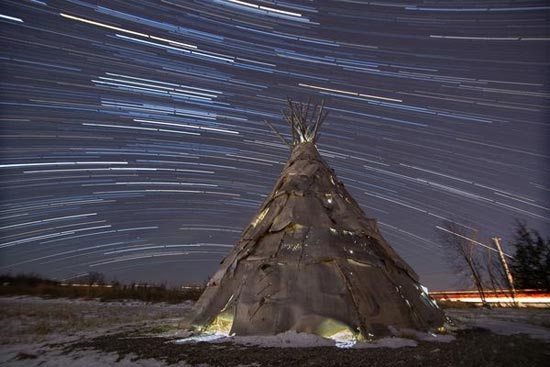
[437,220,489,307]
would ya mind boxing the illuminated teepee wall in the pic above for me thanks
[187,100,445,340]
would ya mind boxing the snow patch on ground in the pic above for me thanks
[174,329,453,349]
[0,295,193,343]
[446,308,550,341]
[0,296,194,367]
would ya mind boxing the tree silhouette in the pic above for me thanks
[509,223,550,291]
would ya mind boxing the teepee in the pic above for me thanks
[188,99,445,340]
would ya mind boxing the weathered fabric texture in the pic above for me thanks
[188,142,445,338]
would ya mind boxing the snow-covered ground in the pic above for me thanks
[0,296,193,344]
[1,296,549,366]
[173,328,455,349]
[0,296,193,367]
[445,307,550,341]
[1,344,174,367]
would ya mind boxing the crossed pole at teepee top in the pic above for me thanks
[264,98,329,147]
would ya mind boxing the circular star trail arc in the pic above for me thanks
[0,0,548,289]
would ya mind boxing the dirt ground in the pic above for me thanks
[58,327,549,367]
[1,296,549,367]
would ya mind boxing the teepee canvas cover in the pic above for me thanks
[188,100,445,339]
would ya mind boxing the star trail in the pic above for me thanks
[0,0,548,290]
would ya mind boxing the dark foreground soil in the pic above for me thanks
[62,328,550,367]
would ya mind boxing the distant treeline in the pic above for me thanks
[0,273,204,303]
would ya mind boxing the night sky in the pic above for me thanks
[1,0,548,290]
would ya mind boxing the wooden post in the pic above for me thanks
[492,237,517,306]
